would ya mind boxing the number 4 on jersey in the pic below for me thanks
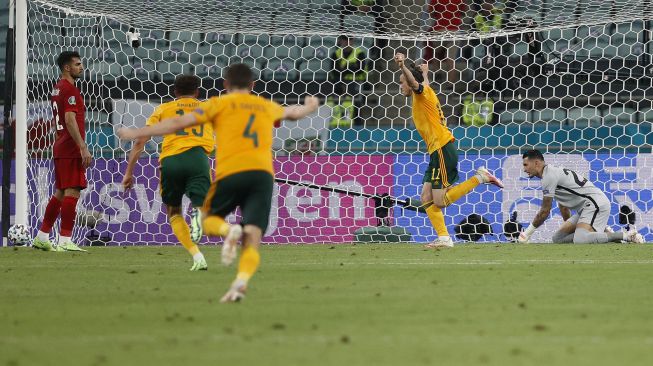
[243,114,258,147]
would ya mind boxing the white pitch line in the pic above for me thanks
[272,259,653,266]
[6,260,653,270]
[4,257,653,265]
[3,258,653,268]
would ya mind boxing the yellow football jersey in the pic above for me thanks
[191,93,284,180]
[146,97,215,161]
[411,84,455,154]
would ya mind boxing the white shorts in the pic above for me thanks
[567,197,611,232]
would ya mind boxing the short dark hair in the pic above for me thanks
[522,149,545,161]
[406,61,424,83]
[225,63,253,89]
[174,74,200,96]
[56,51,81,71]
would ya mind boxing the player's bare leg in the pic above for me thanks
[220,225,260,303]
[434,177,478,209]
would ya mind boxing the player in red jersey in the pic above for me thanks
[32,51,91,252]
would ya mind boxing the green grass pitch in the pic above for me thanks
[1,244,653,366]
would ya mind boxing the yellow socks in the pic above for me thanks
[424,176,481,237]
[170,215,200,256]
[426,205,449,237]
[443,176,480,206]
[236,245,260,283]
[203,215,231,237]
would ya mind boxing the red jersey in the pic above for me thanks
[430,0,465,31]
[51,79,85,158]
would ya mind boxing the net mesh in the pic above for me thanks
[22,0,653,244]
[26,0,653,39]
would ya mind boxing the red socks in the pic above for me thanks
[59,196,79,237]
[40,195,80,237]
[40,196,62,233]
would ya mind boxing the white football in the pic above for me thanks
[8,224,32,246]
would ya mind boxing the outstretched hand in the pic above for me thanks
[304,95,320,112]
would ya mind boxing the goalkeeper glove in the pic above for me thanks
[518,224,536,243]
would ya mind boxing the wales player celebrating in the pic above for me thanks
[123,75,214,271]
[394,53,503,248]
[118,64,319,302]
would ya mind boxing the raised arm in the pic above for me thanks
[282,96,320,121]
[117,113,200,141]
[394,53,420,91]
[419,63,430,85]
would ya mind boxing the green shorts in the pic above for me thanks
[159,146,211,207]
[204,170,273,232]
[422,141,459,189]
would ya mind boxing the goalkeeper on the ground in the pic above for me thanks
[519,149,644,244]
[394,52,504,248]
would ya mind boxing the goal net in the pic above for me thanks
[18,0,653,245]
